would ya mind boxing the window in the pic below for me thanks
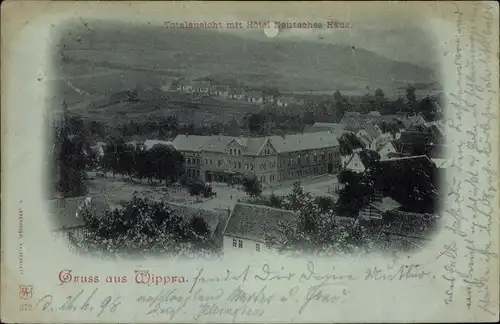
[233,238,237,247]
[205,158,208,165]
[238,162,241,169]
[187,158,191,165]
[238,150,241,156]
[256,243,261,252]
[217,160,221,166]
[238,239,243,248]
[314,155,318,162]
[250,164,254,170]
[230,149,233,155]
[245,163,249,170]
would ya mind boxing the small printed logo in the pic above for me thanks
[19,285,33,300]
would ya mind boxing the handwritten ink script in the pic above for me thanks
[131,261,432,321]
[441,1,499,317]
[31,261,434,321]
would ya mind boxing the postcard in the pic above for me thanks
[1,1,499,323]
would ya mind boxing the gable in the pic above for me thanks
[258,140,277,156]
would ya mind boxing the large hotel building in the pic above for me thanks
[171,131,342,186]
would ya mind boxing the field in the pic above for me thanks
[86,171,339,212]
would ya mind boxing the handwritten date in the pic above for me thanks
[36,288,122,317]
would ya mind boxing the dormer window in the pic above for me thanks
[238,149,241,156]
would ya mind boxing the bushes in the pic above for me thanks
[75,195,214,255]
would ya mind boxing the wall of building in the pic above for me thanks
[223,235,269,254]
[182,151,202,180]
[277,146,341,181]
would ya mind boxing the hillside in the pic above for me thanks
[54,21,439,93]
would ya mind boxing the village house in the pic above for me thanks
[358,193,402,222]
[191,80,211,94]
[143,139,174,151]
[212,85,230,98]
[127,140,146,151]
[222,203,297,254]
[176,79,192,92]
[276,96,295,107]
[228,88,245,100]
[377,140,402,159]
[168,203,230,250]
[246,91,264,104]
[172,131,342,186]
[49,194,111,239]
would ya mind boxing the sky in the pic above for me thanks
[217,18,440,71]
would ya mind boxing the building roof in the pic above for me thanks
[368,111,381,117]
[173,131,341,155]
[268,131,341,153]
[278,97,295,104]
[168,203,226,237]
[364,124,382,139]
[214,85,229,92]
[49,195,110,231]
[229,88,244,95]
[312,122,347,131]
[246,91,263,99]
[144,140,174,150]
[191,80,211,88]
[370,197,401,212]
[223,203,298,242]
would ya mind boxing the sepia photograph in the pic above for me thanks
[48,19,447,259]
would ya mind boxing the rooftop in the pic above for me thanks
[223,203,298,242]
[49,195,110,231]
[173,131,342,155]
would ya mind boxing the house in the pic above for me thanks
[246,91,264,104]
[276,96,295,107]
[90,143,106,158]
[168,203,229,249]
[49,195,111,237]
[144,140,174,150]
[222,203,297,254]
[341,151,366,173]
[191,80,211,94]
[228,88,245,100]
[176,79,192,92]
[358,195,401,221]
[213,85,230,97]
[378,141,401,159]
[127,140,145,151]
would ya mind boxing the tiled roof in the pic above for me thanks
[364,124,381,139]
[246,91,263,99]
[223,203,298,242]
[312,123,347,131]
[278,97,295,104]
[49,195,110,231]
[191,81,211,88]
[144,140,174,150]
[168,203,226,236]
[370,197,401,212]
[268,131,341,153]
[173,131,341,155]
[229,88,244,95]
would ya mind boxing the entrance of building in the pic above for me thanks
[327,162,333,173]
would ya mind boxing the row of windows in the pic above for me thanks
[232,238,261,251]
[259,174,276,183]
[229,148,241,156]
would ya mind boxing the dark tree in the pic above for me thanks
[242,176,262,197]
